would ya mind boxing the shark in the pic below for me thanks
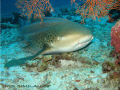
[4,17,94,68]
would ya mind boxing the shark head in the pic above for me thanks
[43,20,94,54]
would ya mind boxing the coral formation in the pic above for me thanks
[15,0,53,21]
[24,50,96,72]
[25,55,52,72]
[1,12,27,29]
[37,60,48,72]
[102,21,120,90]
[102,71,120,89]
[2,0,120,89]
[1,23,19,29]
[60,8,70,15]
[71,0,120,23]
[25,60,39,67]
[102,20,120,90]
[102,58,117,73]
[111,20,120,53]
[109,20,120,75]
[107,0,120,22]
[108,9,120,23]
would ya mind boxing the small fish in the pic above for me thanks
[4,17,93,68]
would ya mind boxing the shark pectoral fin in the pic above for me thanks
[4,45,49,68]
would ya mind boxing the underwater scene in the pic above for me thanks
[0,0,120,90]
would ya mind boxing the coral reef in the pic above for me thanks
[111,20,120,53]
[1,17,13,23]
[57,7,77,19]
[108,9,120,23]
[1,18,117,89]
[1,23,19,29]
[102,58,116,73]
[1,28,22,46]
[102,21,120,89]
[71,0,120,23]
[24,50,97,72]
[15,0,53,21]
[25,55,52,72]
[1,12,27,29]
[107,0,120,22]
[109,20,120,75]
[2,1,120,89]
[101,71,120,90]
[37,60,48,72]
[60,8,70,15]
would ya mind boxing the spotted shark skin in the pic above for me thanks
[4,17,93,68]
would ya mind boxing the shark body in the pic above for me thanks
[4,17,93,68]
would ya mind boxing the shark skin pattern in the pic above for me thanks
[4,17,94,68]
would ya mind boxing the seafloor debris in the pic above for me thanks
[102,51,120,89]
[36,74,51,89]
[102,57,116,73]
[24,50,97,72]
[37,60,48,72]
[101,20,120,89]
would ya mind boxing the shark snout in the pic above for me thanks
[79,35,94,44]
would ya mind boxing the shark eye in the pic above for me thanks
[57,36,63,40]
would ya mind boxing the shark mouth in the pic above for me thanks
[74,36,94,50]
[78,36,93,45]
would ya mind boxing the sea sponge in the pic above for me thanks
[111,20,120,53]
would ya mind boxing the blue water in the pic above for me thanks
[1,0,83,16]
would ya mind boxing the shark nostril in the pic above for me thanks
[91,36,94,40]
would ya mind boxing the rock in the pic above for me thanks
[43,55,52,62]
[66,16,72,20]
[25,60,39,67]
[1,23,19,29]
[102,58,116,73]
[37,60,48,72]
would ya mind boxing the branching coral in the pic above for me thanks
[15,0,53,21]
[71,0,119,23]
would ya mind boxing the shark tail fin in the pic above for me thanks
[4,45,48,68]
